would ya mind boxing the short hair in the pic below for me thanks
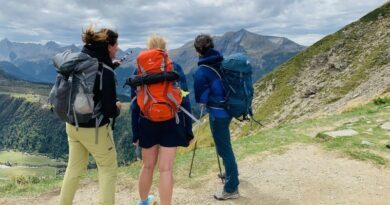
[194,34,214,55]
[82,25,118,46]
[147,34,166,51]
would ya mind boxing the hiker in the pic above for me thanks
[131,34,194,205]
[192,34,240,200]
[56,26,121,205]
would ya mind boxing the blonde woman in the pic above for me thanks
[131,35,194,205]
[55,26,121,205]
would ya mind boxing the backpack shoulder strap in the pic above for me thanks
[98,63,117,91]
[101,63,115,73]
[200,64,222,80]
[98,62,104,91]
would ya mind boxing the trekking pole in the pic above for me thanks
[188,106,204,178]
[215,146,224,183]
[188,141,197,178]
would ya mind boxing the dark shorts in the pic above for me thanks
[137,114,189,149]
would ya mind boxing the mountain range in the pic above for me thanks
[0,29,304,87]
[169,29,305,81]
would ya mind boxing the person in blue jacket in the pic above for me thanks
[193,34,240,200]
[131,35,194,205]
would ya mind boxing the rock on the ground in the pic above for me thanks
[361,140,374,146]
[323,129,358,138]
[380,122,390,130]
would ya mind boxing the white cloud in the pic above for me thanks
[0,0,386,49]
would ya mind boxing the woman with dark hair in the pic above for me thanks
[193,34,240,200]
[56,25,121,205]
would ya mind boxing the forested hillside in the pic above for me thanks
[0,94,67,157]
[0,69,136,164]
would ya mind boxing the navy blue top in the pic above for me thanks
[193,49,229,118]
[131,63,194,145]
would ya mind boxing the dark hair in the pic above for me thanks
[194,34,214,55]
[82,25,118,46]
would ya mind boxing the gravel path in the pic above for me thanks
[2,145,390,205]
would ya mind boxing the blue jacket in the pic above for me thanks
[193,49,229,118]
[131,63,194,143]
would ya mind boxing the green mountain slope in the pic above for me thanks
[249,2,390,129]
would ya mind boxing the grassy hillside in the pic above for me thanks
[244,2,389,135]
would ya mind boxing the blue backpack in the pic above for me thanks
[220,53,254,120]
[202,53,259,123]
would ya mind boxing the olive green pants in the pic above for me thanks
[59,123,118,205]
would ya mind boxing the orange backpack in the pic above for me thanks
[136,49,182,122]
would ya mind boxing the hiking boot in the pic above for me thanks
[213,190,240,200]
[137,195,156,205]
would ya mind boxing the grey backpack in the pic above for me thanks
[49,50,115,142]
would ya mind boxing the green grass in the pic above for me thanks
[0,177,62,197]
[9,93,43,103]
[0,91,47,103]
[0,151,65,167]
[313,102,390,165]
[360,2,390,22]
[0,167,57,178]
[0,151,65,196]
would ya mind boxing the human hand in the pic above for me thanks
[116,101,122,110]
[188,137,196,146]
[113,60,122,68]
[133,140,139,146]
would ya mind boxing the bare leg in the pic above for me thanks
[158,146,177,205]
[138,145,159,201]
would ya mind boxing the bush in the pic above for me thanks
[373,97,390,105]
[315,132,333,141]
[10,175,45,185]
[11,175,28,185]
[28,176,41,184]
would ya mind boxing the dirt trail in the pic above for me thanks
[2,145,390,205]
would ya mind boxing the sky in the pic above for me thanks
[0,0,387,50]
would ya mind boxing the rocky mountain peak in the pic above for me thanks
[0,38,12,48]
[44,41,60,50]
